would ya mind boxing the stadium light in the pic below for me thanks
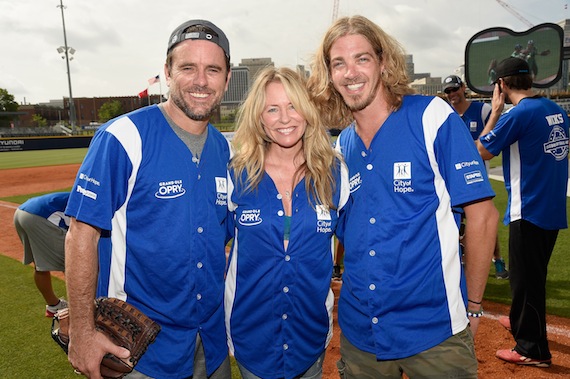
[56,0,76,133]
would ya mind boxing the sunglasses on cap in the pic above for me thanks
[444,87,460,94]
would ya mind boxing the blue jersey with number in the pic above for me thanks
[336,95,495,360]
[480,96,569,230]
[65,105,231,378]
[225,160,349,379]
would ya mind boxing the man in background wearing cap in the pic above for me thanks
[65,20,232,378]
[477,57,569,368]
[443,75,509,280]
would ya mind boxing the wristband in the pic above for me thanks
[467,307,484,318]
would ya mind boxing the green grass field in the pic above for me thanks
[0,148,88,170]
[0,149,568,377]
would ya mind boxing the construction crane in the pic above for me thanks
[332,0,339,22]
[496,0,534,28]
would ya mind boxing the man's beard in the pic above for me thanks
[171,88,221,121]
[343,76,381,112]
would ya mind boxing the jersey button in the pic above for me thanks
[369,284,376,291]
[366,164,373,170]
[369,250,376,256]
[197,262,203,269]
[282,314,288,320]
[197,227,204,233]
[283,344,289,350]
[196,294,202,300]
[372,317,378,324]
[278,210,284,217]
[361,151,367,157]
[277,193,283,199]
[283,286,289,293]
[285,255,291,262]
[369,217,376,224]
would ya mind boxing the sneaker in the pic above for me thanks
[45,298,68,318]
[332,265,342,281]
[498,316,511,331]
[496,349,551,368]
[493,258,509,279]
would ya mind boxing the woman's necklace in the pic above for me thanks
[268,155,293,200]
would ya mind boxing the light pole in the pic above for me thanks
[57,0,76,133]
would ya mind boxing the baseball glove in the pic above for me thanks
[51,297,161,379]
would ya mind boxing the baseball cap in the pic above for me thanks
[167,19,230,61]
[442,75,463,91]
[493,57,530,83]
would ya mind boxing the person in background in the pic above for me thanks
[64,19,233,379]
[332,240,344,281]
[308,15,499,378]
[477,57,569,368]
[443,74,509,280]
[14,192,70,317]
[511,44,524,59]
[225,66,349,379]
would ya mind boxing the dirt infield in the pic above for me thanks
[1,164,569,378]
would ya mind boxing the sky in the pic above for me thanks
[0,0,568,105]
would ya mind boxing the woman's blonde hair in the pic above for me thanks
[307,15,415,129]
[231,66,339,209]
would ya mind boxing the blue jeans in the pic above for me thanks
[237,352,325,379]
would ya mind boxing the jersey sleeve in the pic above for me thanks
[433,102,495,207]
[479,108,521,156]
[65,128,133,231]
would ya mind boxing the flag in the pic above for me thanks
[138,88,148,98]
[148,75,160,86]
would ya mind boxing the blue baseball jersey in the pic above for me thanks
[480,96,569,230]
[19,192,70,229]
[462,101,491,140]
[65,105,231,378]
[336,95,495,360]
[225,160,349,379]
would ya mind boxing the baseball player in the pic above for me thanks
[308,15,499,377]
[443,74,509,280]
[225,67,350,379]
[14,192,70,317]
[64,20,233,379]
[477,57,569,368]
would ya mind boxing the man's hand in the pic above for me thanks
[490,82,505,116]
[68,328,130,379]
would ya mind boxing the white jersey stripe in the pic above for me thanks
[105,117,143,300]
[509,141,522,222]
[423,99,468,334]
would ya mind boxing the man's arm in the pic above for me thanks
[462,199,499,335]
[476,84,504,160]
[65,218,129,378]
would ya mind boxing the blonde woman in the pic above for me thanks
[225,67,349,379]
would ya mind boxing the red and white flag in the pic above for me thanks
[148,75,160,86]
[138,88,148,98]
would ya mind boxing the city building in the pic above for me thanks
[239,58,274,85]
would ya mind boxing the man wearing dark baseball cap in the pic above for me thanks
[442,74,463,93]
[167,19,230,69]
[477,56,569,369]
[491,56,530,84]
[65,19,233,379]
[443,72,510,280]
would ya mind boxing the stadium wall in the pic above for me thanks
[0,136,92,152]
